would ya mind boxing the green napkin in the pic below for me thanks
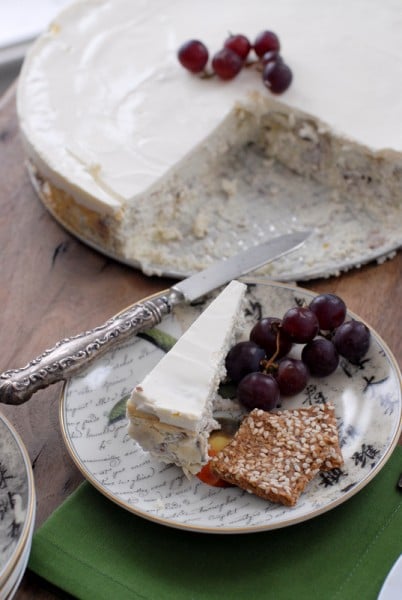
[29,447,402,600]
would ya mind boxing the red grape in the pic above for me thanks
[281,306,319,344]
[333,320,371,364]
[276,358,309,396]
[249,317,292,359]
[309,294,346,331]
[222,290,369,416]
[262,60,292,94]
[301,338,339,377]
[225,341,265,383]
[253,30,280,57]
[261,50,280,65]
[212,47,243,80]
[178,39,209,73]
[177,30,292,95]
[224,34,251,60]
[237,372,280,411]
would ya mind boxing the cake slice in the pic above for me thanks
[211,403,343,506]
[126,280,246,476]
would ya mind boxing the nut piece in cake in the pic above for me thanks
[210,403,343,506]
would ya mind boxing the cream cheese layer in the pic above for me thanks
[17,0,402,213]
[129,280,246,432]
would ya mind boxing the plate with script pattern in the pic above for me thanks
[60,281,402,533]
[0,412,36,589]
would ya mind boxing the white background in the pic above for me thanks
[0,0,71,94]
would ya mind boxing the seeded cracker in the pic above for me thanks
[210,403,343,506]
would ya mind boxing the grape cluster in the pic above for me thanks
[225,293,371,412]
[177,30,292,94]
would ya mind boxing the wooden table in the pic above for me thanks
[0,83,401,598]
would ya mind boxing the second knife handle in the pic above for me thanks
[0,295,171,405]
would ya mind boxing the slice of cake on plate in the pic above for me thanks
[126,280,246,476]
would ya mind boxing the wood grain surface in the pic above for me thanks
[0,83,401,598]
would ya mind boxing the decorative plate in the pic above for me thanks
[0,413,35,587]
[1,515,35,600]
[378,555,402,600]
[61,282,402,534]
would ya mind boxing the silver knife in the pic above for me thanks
[0,230,309,405]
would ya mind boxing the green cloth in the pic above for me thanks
[29,446,402,600]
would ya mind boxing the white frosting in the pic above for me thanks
[128,280,246,431]
[127,279,246,475]
[17,0,402,214]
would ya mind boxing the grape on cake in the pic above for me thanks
[16,0,402,280]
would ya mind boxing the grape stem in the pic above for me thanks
[200,69,216,79]
[245,59,261,70]
[260,328,281,374]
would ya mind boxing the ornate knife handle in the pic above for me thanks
[0,295,171,405]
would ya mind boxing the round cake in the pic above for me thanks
[17,0,402,279]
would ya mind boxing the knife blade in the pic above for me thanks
[171,230,309,303]
[0,230,310,405]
